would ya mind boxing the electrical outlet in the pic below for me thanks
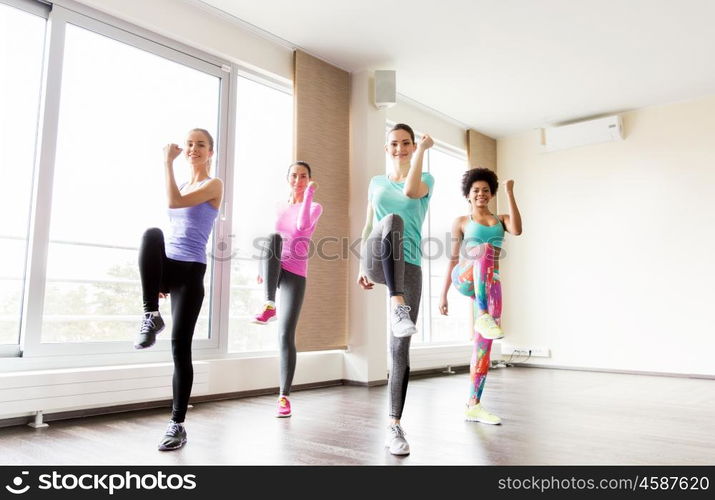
[500,344,551,358]
[530,347,551,358]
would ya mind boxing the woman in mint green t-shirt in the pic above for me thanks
[357,123,434,456]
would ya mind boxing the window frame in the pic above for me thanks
[2,0,48,17]
[0,0,50,357]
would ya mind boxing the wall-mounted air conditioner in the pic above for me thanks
[540,115,624,152]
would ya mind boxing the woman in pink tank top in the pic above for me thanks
[252,161,323,418]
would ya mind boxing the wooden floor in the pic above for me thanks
[1,367,713,465]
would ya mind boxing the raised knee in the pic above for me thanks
[142,227,163,244]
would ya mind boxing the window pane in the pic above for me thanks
[41,24,220,343]
[0,4,45,345]
[227,77,292,352]
[427,148,472,343]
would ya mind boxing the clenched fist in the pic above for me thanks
[164,143,183,164]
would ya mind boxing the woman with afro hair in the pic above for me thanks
[439,167,522,425]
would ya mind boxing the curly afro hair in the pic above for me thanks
[461,167,498,197]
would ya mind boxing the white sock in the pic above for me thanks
[146,311,160,317]
[265,301,276,308]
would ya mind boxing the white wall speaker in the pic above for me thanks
[374,70,396,109]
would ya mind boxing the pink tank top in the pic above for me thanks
[275,185,322,277]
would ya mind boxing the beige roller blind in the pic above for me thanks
[293,50,350,351]
[467,129,498,213]
[467,129,496,170]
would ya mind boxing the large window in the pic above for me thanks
[1,0,296,361]
[422,147,472,344]
[228,76,293,353]
[1,2,240,358]
[39,23,221,345]
[0,1,46,350]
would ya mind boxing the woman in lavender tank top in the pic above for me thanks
[135,128,223,451]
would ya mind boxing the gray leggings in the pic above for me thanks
[262,233,307,396]
[362,214,422,419]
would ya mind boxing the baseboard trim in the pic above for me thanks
[342,378,388,387]
[0,416,34,429]
[191,379,345,403]
[409,365,470,378]
[0,400,173,429]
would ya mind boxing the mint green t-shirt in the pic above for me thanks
[368,173,435,267]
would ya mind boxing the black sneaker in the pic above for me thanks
[158,421,187,451]
[134,312,165,349]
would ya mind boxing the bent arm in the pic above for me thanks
[403,135,433,199]
[165,172,223,209]
[500,182,522,235]
[296,184,320,231]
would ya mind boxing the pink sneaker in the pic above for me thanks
[252,304,276,325]
[276,396,291,418]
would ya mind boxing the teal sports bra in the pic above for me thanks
[463,213,505,249]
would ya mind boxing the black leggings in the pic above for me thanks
[139,228,206,423]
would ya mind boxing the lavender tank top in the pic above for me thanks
[165,180,219,264]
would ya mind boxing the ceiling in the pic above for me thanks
[199,0,715,138]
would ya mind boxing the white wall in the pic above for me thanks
[497,95,715,376]
[344,71,390,384]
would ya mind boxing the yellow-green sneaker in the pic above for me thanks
[474,313,504,340]
[465,403,502,425]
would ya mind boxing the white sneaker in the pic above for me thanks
[385,424,410,455]
[391,304,417,338]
